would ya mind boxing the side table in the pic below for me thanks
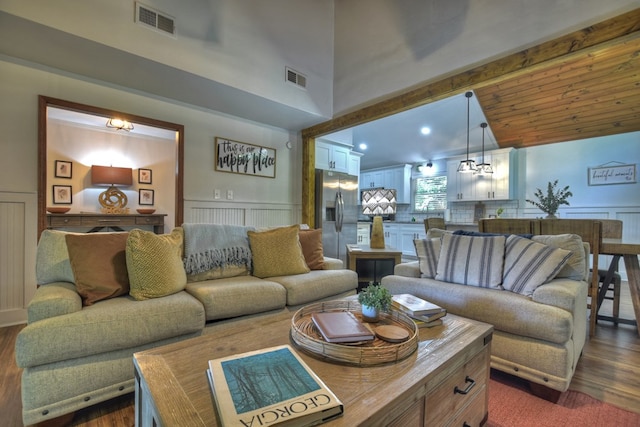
[346,244,402,290]
[46,213,166,234]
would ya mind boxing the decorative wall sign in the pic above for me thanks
[215,137,276,178]
[588,162,636,186]
[53,185,72,204]
[55,160,72,178]
[138,168,152,184]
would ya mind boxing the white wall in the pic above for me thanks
[333,0,639,114]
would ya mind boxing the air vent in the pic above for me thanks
[286,67,307,89]
[136,3,176,37]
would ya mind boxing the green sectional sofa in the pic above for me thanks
[15,224,357,425]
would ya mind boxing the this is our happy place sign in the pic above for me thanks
[215,137,276,178]
[588,163,636,186]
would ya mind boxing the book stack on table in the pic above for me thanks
[391,294,447,328]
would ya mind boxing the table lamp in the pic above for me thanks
[91,165,133,214]
[362,188,397,249]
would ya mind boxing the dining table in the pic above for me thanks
[597,238,640,335]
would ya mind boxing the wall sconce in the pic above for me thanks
[106,118,134,131]
[91,165,133,214]
[362,188,397,249]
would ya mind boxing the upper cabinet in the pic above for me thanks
[315,140,361,175]
[447,148,516,201]
[360,164,412,204]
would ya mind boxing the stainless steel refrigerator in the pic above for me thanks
[315,169,359,264]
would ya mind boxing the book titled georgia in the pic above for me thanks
[207,345,343,427]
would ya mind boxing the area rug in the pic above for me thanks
[486,370,640,426]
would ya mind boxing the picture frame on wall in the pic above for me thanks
[139,189,154,205]
[55,160,72,178]
[138,168,152,184]
[53,185,72,204]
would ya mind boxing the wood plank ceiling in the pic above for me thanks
[475,34,640,148]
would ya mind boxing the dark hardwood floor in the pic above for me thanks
[1,284,639,426]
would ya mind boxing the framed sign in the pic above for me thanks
[215,137,276,178]
[588,163,636,186]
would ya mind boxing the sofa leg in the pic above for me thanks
[529,382,561,403]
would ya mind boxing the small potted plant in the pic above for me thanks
[358,283,392,322]
[526,180,573,219]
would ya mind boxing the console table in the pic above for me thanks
[46,213,166,234]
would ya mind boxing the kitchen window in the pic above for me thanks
[414,175,447,211]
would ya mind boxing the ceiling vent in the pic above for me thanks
[135,3,176,37]
[286,67,307,90]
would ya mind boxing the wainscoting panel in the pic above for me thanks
[184,200,301,228]
[0,192,37,327]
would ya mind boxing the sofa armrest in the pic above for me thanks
[27,282,82,324]
[323,257,344,270]
[532,278,588,313]
[393,261,421,278]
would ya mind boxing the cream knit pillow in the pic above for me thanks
[127,228,187,300]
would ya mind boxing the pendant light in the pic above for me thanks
[457,91,477,173]
[475,122,493,175]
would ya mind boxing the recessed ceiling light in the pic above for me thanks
[420,127,431,135]
[359,143,368,150]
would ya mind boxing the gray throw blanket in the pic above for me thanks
[182,223,254,275]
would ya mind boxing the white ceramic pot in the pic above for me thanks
[361,305,379,322]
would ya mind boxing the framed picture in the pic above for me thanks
[139,189,155,205]
[138,168,152,184]
[214,137,276,178]
[52,185,72,204]
[55,160,72,178]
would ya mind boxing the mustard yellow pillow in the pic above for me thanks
[126,228,187,300]
[248,225,310,278]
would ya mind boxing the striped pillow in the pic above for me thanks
[503,235,572,296]
[414,238,441,278]
[436,234,505,288]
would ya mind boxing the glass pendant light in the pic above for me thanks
[475,122,493,175]
[457,91,477,173]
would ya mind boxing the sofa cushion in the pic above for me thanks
[127,228,187,300]
[185,276,287,321]
[248,225,310,278]
[532,234,586,280]
[414,238,441,278]
[436,234,505,288]
[503,235,572,296]
[270,269,358,306]
[299,228,325,270]
[36,230,78,285]
[65,233,130,306]
[15,291,205,368]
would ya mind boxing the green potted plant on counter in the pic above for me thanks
[358,283,392,322]
[526,180,573,219]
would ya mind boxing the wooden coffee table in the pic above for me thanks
[133,308,493,427]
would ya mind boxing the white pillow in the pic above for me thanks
[436,234,505,288]
[414,238,441,278]
[503,235,572,296]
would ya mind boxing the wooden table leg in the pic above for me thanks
[623,254,640,336]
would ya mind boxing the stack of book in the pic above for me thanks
[391,294,446,328]
[207,344,343,426]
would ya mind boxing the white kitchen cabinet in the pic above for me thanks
[349,152,363,177]
[447,148,514,201]
[357,222,370,245]
[315,141,351,173]
[360,164,412,204]
[399,224,426,256]
[382,223,399,249]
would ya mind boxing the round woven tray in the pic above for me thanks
[290,300,418,366]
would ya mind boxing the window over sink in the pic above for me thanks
[414,175,447,212]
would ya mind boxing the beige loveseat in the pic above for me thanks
[15,224,357,425]
[381,229,588,395]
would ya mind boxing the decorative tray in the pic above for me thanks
[290,300,418,366]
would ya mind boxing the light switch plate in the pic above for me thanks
[214,189,221,199]
[227,189,233,200]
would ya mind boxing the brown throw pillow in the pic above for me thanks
[299,228,325,270]
[248,225,310,278]
[65,233,130,306]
